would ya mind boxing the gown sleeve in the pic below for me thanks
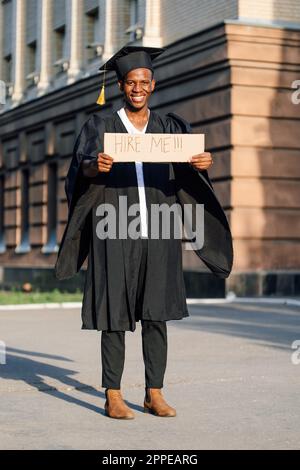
[165,112,233,278]
[54,114,106,280]
[65,114,106,215]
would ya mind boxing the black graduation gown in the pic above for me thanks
[54,109,233,331]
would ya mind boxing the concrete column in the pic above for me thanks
[103,0,117,58]
[0,1,3,83]
[68,0,84,83]
[103,0,129,60]
[143,0,163,47]
[0,2,5,108]
[11,0,27,103]
[37,0,53,94]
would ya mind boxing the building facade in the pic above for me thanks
[0,0,300,296]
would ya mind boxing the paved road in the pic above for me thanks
[0,301,299,450]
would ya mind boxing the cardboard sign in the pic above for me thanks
[104,133,205,162]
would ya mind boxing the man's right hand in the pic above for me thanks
[97,153,114,173]
[81,153,114,177]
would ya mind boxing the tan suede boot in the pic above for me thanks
[104,389,135,419]
[144,388,176,417]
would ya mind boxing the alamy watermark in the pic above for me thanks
[95,197,205,250]
[0,80,6,106]
[291,340,300,365]
[0,340,6,365]
[291,80,300,105]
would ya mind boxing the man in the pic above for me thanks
[55,46,233,420]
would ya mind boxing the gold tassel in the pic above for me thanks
[96,65,106,106]
[96,85,105,105]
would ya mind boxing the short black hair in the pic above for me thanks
[119,69,154,83]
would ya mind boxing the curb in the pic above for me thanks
[187,297,300,307]
[0,302,82,310]
[0,297,300,310]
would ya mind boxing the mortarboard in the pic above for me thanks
[96,45,165,106]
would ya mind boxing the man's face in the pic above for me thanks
[118,68,155,110]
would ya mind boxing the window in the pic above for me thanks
[2,0,13,95]
[42,162,58,253]
[20,169,30,248]
[84,0,98,12]
[126,0,143,43]
[25,0,38,86]
[3,54,12,83]
[53,0,66,29]
[54,26,66,63]
[0,174,5,253]
[84,1,102,62]
[130,0,138,25]
[85,7,101,61]
[15,168,30,253]
[3,0,12,57]
[26,41,37,81]
[53,0,67,73]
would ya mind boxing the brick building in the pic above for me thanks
[0,0,300,296]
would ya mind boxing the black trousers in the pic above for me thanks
[101,320,168,389]
[101,237,168,389]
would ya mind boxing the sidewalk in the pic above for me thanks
[0,300,299,450]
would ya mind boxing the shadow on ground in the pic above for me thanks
[0,347,144,415]
[175,302,300,350]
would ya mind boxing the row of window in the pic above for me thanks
[2,0,102,86]
[0,163,58,254]
[1,0,141,91]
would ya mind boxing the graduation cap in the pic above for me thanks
[96,45,165,106]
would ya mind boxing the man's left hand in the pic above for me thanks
[189,152,213,171]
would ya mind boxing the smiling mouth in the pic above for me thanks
[131,95,146,102]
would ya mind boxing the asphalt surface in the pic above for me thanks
[0,300,299,450]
